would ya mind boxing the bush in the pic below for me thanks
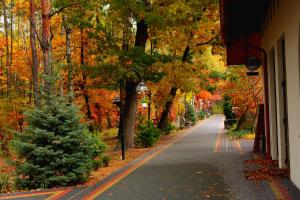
[185,103,197,125]
[101,155,111,167]
[223,95,235,119]
[212,101,223,114]
[197,110,206,120]
[0,174,11,193]
[14,94,106,190]
[0,129,12,156]
[92,159,103,170]
[227,123,252,139]
[135,124,161,148]
[163,123,175,135]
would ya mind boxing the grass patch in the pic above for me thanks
[227,124,255,139]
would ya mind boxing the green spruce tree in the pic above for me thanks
[14,90,106,189]
[185,103,197,125]
[223,95,235,119]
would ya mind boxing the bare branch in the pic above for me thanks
[50,0,90,17]
[50,26,54,42]
[196,32,220,47]
[28,17,45,49]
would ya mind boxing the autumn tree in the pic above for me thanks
[156,1,220,131]
[29,0,40,106]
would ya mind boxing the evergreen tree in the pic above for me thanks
[185,103,197,125]
[223,95,235,119]
[14,94,106,189]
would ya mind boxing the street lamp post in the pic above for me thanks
[147,91,151,128]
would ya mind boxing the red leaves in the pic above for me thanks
[196,90,212,100]
[243,158,289,182]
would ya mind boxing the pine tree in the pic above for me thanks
[185,103,197,125]
[223,95,235,119]
[14,94,106,189]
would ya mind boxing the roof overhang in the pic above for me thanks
[220,0,270,65]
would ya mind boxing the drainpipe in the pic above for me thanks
[262,50,271,158]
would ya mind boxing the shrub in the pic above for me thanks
[227,123,252,139]
[185,103,197,125]
[135,124,161,148]
[101,155,111,167]
[14,95,106,190]
[0,129,12,156]
[163,123,175,135]
[223,95,235,119]
[212,101,224,114]
[92,159,103,170]
[197,110,206,120]
[0,174,11,193]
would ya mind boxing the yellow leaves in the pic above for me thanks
[14,0,30,16]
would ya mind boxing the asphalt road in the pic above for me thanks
[89,115,275,200]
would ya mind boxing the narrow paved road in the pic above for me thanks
[0,115,279,200]
[76,115,275,200]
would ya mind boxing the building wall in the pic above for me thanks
[262,0,300,189]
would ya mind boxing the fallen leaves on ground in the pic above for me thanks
[243,158,289,182]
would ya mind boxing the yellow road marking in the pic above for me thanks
[45,189,72,200]
[0,191,57,199]
[214,120,224,152]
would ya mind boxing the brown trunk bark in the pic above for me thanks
[41,0,52,93]
[158,45,190,131]
[10,0,12,66]
[122,18,149,148]
[80,30,92,119]
[2,0,10,95]
[158,87,177,130]
[63,15,73,103]
[29,0,40,107]
[123,81,138,148]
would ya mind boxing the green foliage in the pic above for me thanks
[223,95,235,119]
[0,174,11,193]
[209,70,226,79]
[227,123,252,139]
[99,128,118,140]
[212,101,223,114]
[185,103,197,125]
[197,110,206,120]
[92,159,103,170]
[14,95,106,190]
[135,124,161,148]
[163,123,175,135]
[101,155,111,167]
[0,131,11,156]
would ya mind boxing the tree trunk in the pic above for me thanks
[80,30,92,119]
[2,0,10,95]
[158,87,177,131]
[134,19,149,48]
[123,81,138,148]
[63,15,73,103]
[41,0,52,93]
[122,18,149,148]
[29,0,40,107]
[9,1,13,91]
[158,45,190,131]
